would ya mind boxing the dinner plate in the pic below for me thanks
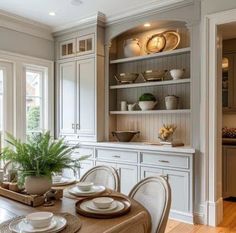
[18,218,57,233]
[52,177,76,186]
[86,200,118,212]
[80,200,124,214]
[9,216,67,233]
[68,185,105,197]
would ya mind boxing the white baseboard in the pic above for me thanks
[207,198,223,226]
[169,210,194,224]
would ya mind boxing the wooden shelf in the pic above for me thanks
[110,78,191,90]
[110,47,191,64]
[110,109,191,115]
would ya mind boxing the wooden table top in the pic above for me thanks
[0,191,151,233]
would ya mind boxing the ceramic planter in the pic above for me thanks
[24,176,52,195]
[165,95,179,110]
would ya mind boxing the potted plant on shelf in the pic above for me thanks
[138,93,158,111]
[1,131,89,195]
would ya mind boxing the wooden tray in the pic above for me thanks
[75,195,131,219]
[0,187,63,207]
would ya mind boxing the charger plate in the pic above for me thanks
[76,195,131,219]
[162,31,180,51]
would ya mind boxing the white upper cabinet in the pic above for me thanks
[59,39,76,59]
[76,34,95,56]
[77,58,95,136]
[59,62,77,135]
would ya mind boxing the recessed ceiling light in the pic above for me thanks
[49,11,56,16]
[144,23,151,27]
[71,0,83,6]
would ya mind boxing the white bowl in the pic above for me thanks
[170,69,185,80]
[26,212,53,228]
[92,197,114,209]
[77,182,94,191]
[138,101,157,111]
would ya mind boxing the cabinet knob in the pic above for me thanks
[76,124,80,129]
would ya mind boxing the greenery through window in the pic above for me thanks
[26,69,44,137]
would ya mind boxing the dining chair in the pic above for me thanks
[79,165,120,192]
[129,176,171,233]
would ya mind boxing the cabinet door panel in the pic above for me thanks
[163,169,189,212]
[117,164,138,195]
[77,59,95,136]
[225,148,236,197]
[141,166,163,179]
[79,160,94,179]
[59,62,76,135]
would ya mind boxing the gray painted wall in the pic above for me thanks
[0,27,54,60]
[202,0,236,15]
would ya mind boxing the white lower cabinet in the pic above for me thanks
[81,145,194,223]
[163,169,190,212]
[96,160,138,195]
[141,166,163,179]
[117,164,138,195]
[79,160,94,178]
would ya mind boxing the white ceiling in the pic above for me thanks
[0,0,184,30]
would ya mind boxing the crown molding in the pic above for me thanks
[0,10,53,41]
[106,0,194,26]
[52,12,106,36]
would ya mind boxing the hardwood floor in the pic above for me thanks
[165,201,236,233]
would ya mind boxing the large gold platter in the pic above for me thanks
[145,34,166,54]
[162,31,180,51]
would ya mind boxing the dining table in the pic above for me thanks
[0,189,151,233]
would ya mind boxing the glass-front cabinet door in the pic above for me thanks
[59,39,76,59]
[77,34,95,56]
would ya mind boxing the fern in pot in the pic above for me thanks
[1,132,89,195]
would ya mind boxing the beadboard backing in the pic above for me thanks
[116,113,191,144]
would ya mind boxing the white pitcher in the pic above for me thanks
[123,38,141,58]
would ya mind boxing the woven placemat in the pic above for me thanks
[0,212,82,233]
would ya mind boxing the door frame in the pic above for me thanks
[202,8,236,226]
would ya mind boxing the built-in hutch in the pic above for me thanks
[54,1,201,224]
[54,20,105,142]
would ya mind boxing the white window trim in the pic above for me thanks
[0,49,54,140]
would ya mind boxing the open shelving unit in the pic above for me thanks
[107,23,192,144]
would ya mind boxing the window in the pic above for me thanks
[0,69,3,134]
[25,68,45,137]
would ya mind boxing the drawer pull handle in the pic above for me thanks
[112,155,121,158]
[159,160,170,163]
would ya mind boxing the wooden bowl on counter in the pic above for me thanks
[112,131,140,142]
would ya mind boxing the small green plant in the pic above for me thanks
[139,93,156,101]
[1,132,90,185]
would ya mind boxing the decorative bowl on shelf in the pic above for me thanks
[170,69,185,80]
[141,70,167,82]
[114,73,139,84]
[112,131,140,142]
